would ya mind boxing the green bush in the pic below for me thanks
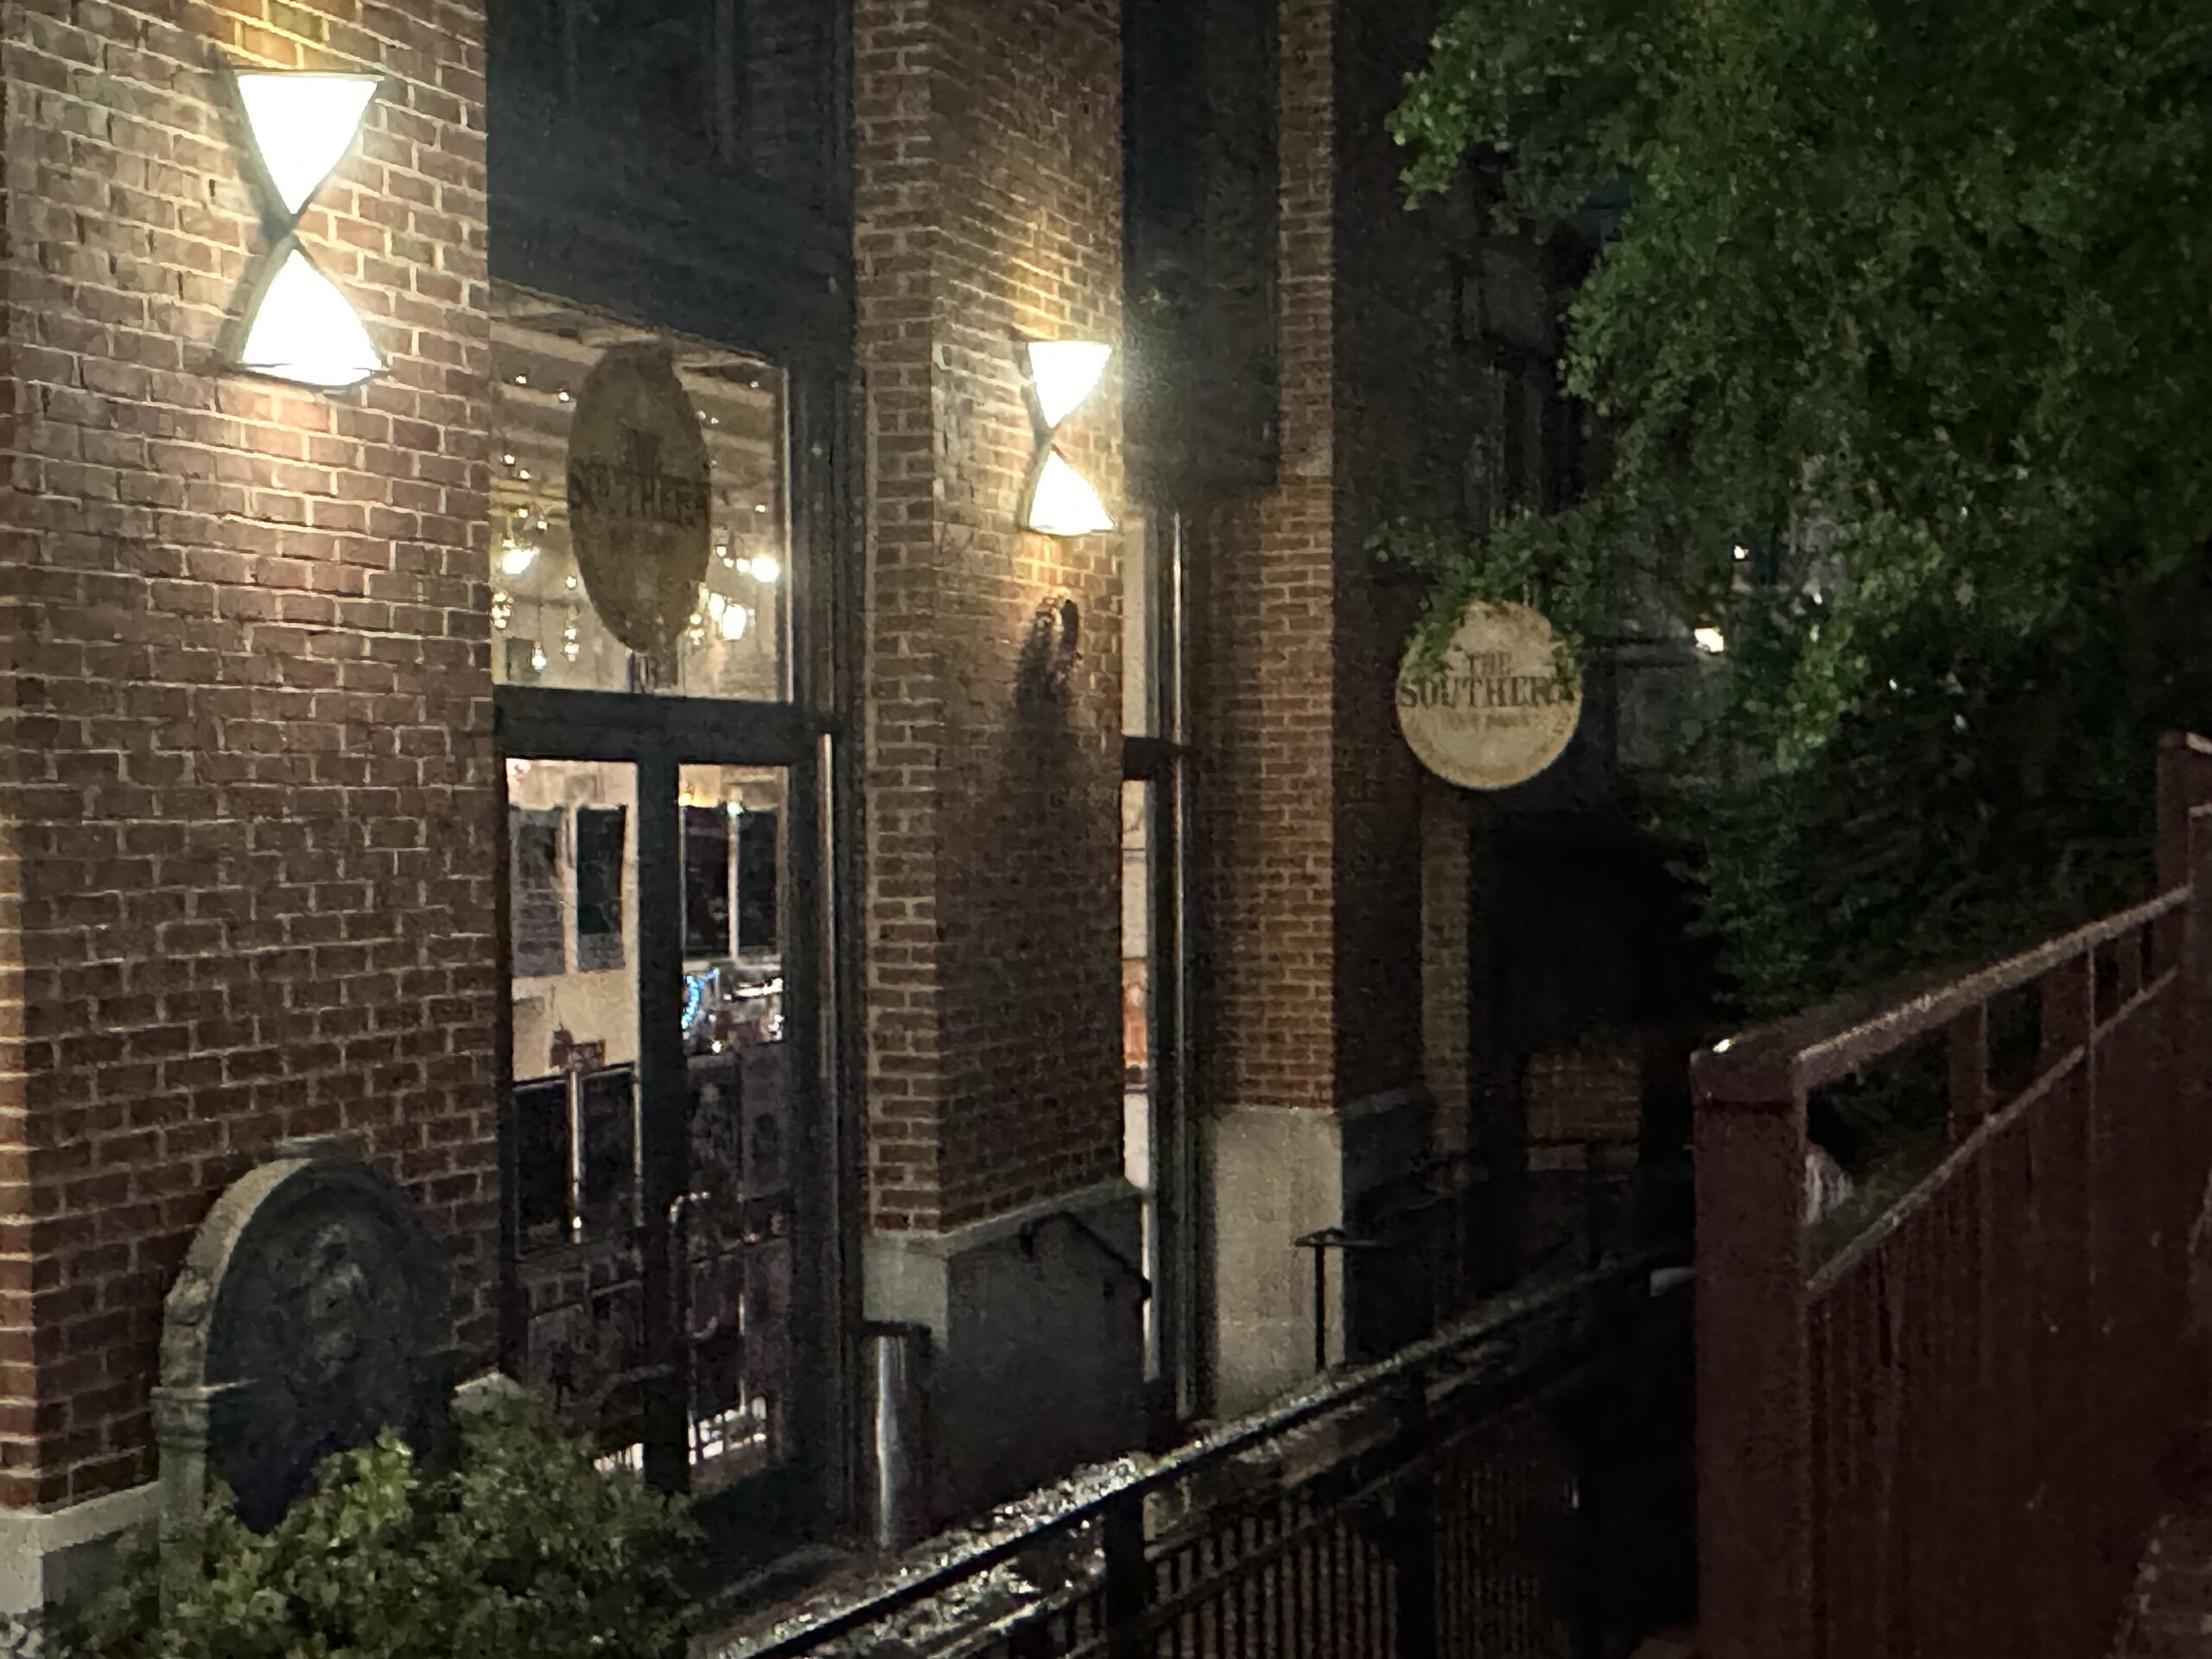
[67,1395,696,1659]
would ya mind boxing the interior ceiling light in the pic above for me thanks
[226,67,385,390]
[1018,340,1114,537]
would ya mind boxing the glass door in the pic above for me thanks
[499,713,830,1564]
[670,761,804,1504]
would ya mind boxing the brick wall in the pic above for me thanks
[1192,0,1451,1117]
[0,0,495,1506]
[1331,0,1469,1102]
[855,0,1125,1231]
[1187,0,1338,1117]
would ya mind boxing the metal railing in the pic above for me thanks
[708,1252,1690,1659]
[1294,1142,1691,1376]
[1690,730,2212,1659]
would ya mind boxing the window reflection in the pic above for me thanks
[488,284,791,702]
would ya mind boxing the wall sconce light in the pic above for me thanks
[226,68,385,390]
[1018,340,1115,537]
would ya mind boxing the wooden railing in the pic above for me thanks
[1692,731,2212,1659]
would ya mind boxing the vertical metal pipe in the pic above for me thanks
[860,1320,932,1552]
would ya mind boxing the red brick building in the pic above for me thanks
[0,0,1571,1613]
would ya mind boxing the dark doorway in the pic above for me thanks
[1472,818,1712,1287]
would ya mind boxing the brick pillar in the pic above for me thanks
[1195,0,1474,1413]
[854,0,1140,1518]
[0,0,494,1603]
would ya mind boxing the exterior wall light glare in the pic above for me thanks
[226,67,386,390]
[1023,451,1116,538]
[1025,341,1112,430]
[1018,339,1114,538]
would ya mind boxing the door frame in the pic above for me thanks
[493,688,845,1552]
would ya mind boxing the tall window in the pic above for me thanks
[490,276,822,1523]
[1122,514,1192,1418]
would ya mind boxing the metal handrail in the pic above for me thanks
[714,1249,1675,1658]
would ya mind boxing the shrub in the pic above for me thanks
[66,1394,696,1659]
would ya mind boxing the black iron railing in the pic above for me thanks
[706,1251,1691,1659]
[1293,1142,1692,1376]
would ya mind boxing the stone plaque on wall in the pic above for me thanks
[153,1155,458,1534]
[1395,601,1583,791]
[566,343,713,655]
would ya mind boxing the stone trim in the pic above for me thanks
[0,1480,160,1618]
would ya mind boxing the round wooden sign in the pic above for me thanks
[1396,601,1582,790]
[564,343,713,655]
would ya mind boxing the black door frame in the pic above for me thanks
[495,689,843,1544]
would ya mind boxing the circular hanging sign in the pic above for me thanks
[565,343,713,655]
[1396,601,1583,790]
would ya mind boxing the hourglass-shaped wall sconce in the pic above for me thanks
[1018,340,1116,537]
[224,67,386,389]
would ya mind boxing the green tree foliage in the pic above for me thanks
[67,1397,696,1659]
[1387,0,2212,1014]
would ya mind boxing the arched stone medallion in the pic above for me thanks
[152,1155,458,1533]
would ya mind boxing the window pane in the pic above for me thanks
[679,765,794,1490]
[683,806,734,958]
[575,806,628,971]
[1122,780,1160,1379]
[512,807,566,978]
[736,810,781,955]
[1122,517,1159,736]
[490,285,791,702]
[506,760,641,1255]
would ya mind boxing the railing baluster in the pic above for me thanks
[1388,1380,1436,1659]
[1947,1003,1989,1139]
[1103,1487,1147,1659]
[1692,1060,1815,1659]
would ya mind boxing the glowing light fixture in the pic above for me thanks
[1017,339,1115,538]
[235,73,382,217]
[226,67,385,390]
[1025,341,1113,430]
[1023,452,1116,538]
[498,538,540,578]
[1694,626,1727,655]
[746,553,781,585]
[706,592,752,642]
[235,251,385,388]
